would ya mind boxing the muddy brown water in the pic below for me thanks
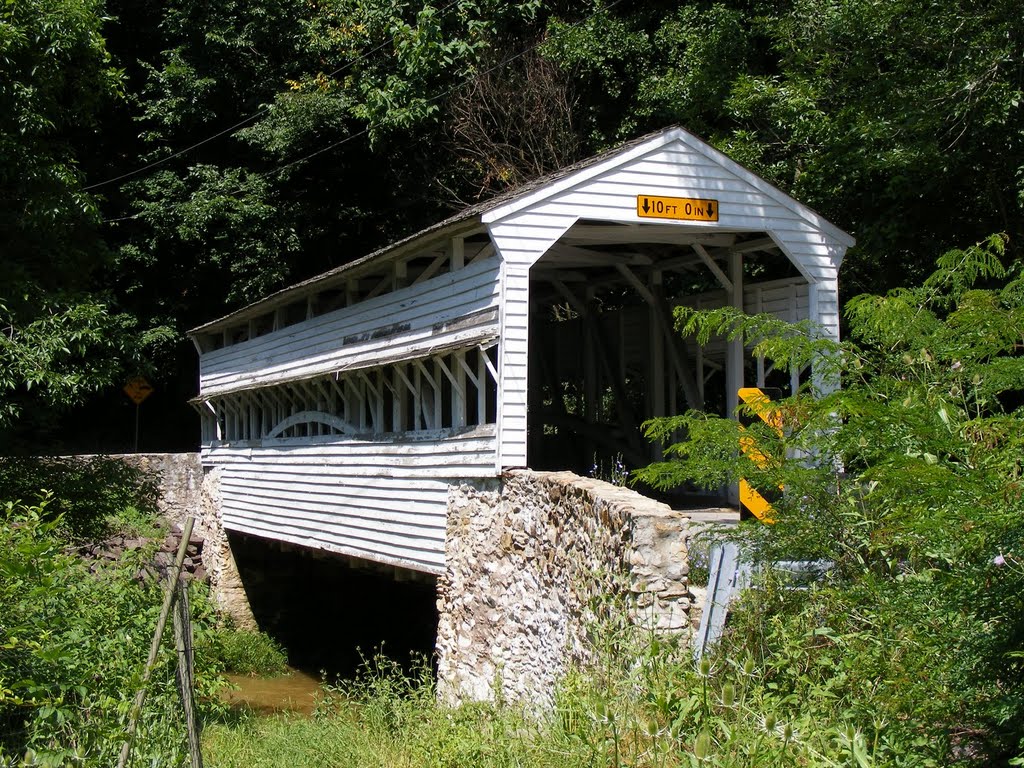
[221,668,326,715]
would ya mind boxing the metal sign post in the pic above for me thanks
[123,376,154,452]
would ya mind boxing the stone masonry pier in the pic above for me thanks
[436,470,692,707]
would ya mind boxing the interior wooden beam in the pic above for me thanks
[542,244,653,267]
[728,236,777,255]
[467,242,495,263]
[553,280,645,457]
[616,264,703,410]
[692,244,733,292]
[451,237,465,270]
[562,226,737,247]
[363,272,393,302]
[412,250,449,285]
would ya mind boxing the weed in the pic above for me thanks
[200,629,289,677]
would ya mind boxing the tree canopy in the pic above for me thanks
[2,0,1022,448]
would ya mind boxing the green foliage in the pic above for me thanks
[540,1,1024,293]
[205,653,548,768]
[201,630,288,677]
[0,498,225,767]
[637,236,1024,763]
[0,300,174,431]
[5,0,1024,445]
[0,0,176,438]
[0,455,161,541]
[203,625,925,767]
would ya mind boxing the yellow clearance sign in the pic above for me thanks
[636,194,718,222]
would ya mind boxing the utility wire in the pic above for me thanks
[96,0,623,207]
[83,0,466,192]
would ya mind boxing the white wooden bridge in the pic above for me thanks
[189,126,853,575]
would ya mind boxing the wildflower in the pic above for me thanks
[721,683,736,707]
[993,554,1006,567]
[693,731,712,761]
[742,655,755,677]
[698,656,712,678]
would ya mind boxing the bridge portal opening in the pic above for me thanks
[228,532,438,678]
[526,222,807,503]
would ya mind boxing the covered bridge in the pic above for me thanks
[189,126,854,577]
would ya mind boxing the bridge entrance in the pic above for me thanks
[526,223,806,500]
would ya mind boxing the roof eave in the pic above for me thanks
[188,213,484,336]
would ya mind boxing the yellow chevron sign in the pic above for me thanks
[738,387,783,523]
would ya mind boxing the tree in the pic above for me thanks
[542,0,1024,295]
[0,0,170,438]
[638,235,1024,761]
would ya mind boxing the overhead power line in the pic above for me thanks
[84,0,465,192]
[95,0,623,200]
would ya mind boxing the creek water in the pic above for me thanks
[221,668,325,715]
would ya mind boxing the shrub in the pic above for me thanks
[0,497,222,767]
[0,455,161,541]
[637,236,1024,764]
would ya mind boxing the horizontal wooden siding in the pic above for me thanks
[204,427,497,574]
[199,257,501,397]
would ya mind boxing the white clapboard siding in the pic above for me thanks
[485,130,850,470]
[495,262,531,469]
[191,126,852,571]
[204,427,498,574]
[199,257,500,397]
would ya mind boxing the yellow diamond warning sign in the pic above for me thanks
[636,195,719,222]
[123,376,154,405]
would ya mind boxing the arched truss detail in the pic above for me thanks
[195,344,498,445]
[266,411,360,439]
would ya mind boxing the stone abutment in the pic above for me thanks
[436,470,693,707]
[101,456,693,705]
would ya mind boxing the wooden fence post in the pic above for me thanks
[174,580,203,768]
[117,516,195,768]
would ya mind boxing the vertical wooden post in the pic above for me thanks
[451,237,465,271]
[726,251,744,416]
[789,284,800,395]
[755,286,766,388]
[452,353,467,428]
[413,365,424,429]
[433,359,444,429]
[726,252,744,505]
[647,274,663,438]
[476,350,487,424]
[393,368,405,432]
[650,270,666,421]
[118,518,195,768]
[174,581,203,768]
[394,259,408,292]
[374,371,385,432]
[583,287,597,427]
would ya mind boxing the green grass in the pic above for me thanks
[201,634,903,768]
